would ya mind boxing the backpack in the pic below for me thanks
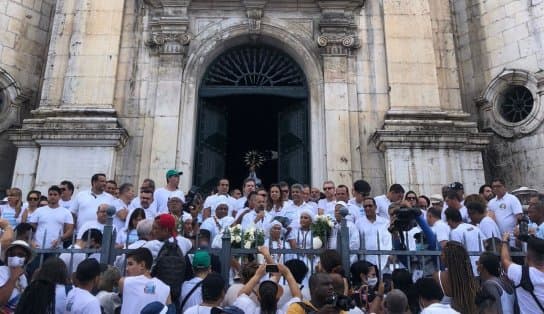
[295,301,317,314]
[151,238,186,312]
[516,265,544,312]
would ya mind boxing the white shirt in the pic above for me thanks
[65,287,101,314]
[59,199,73,210]
[180,277,203,312]
[59,245,101,275]
[488,193,523,235]
[356,215,392,271]
[241,210,265,231]
[76,220,106,239]
[317,198,336,216]
[233,293,300,314]
[185,305,214,314]
[421,302,460,313]
[129,197,158,219]
[120,275,170,314]
[154,188,185,214]
[507,263,544,314]
[479,216,502,240]
[431,219,450,244]
[282,202,312,227]
[0,266,27,311]
[143,236,193,258]
[0,205,18,228]
[112,198,131,232]
[328,220,360,264]
[200,216,235,241]
[203,194,236,217]
[450,223,485,275]
[29,205,73,248]
[374,195,391,219]
[70,190,114,230]
[234,196,247,212]
[55,284,68,314]
[441,206,469,223]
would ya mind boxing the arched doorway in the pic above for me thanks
[193,45,310,192]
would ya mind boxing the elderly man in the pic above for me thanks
[317,181,336,216]
[76,204,113,240]
[200,197,235,240]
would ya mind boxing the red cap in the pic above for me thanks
[155,214,177,237]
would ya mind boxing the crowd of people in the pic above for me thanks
[0,169,542,313]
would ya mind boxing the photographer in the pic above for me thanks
[500,233,544,313]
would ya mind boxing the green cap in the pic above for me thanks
[192,250,211,269]
[166,169,183,178]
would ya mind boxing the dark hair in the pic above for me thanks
[389,184,405,194]
[15,279,56,314]
[285,259,308,284]
[427,207,442,219]
[446,190,461,202]
[48,185,62,194]
[60,180,75,192]
[349,261,376,287]
[479,252,501,277]
[81,228,103,245]
[414,277,444,301]
[466,201,485,215]
[337,184,349,193]
[126,247,153,270]
[491,178,505,186]
[405,190,417,199]
[475,289,497,313]
[119,183,133,195]
[479,184,492,194]
[106,180,117,186]
[278,181,289,189]
[319,250,343,275]
[353,180,371,195]
[142,178,156,191]
[26,190,41,201]
[392,269,419,313]
[128,208,146,230]
[363,197,376,206]
[418,195,430,208]
[309,272,329,293]
[91,173,106,184]
[259,281,279,314]
[240,262,259,284]
[243,178,256,187]
[35,257,69,284]
[444,208,462,223]
[15,223,36,236]
[202,273,225,302]
[217,178,229,186]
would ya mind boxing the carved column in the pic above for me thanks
[143,0,192,182]
[317,1,363,185]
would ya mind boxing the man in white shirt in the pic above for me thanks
[129,179,158,215]
[279,181,293,207]
[445,208,484,275]
[202,178,236,219]
[29,185,74,248]
[70,173,115,231]
[528,195,544,240]
[467,200,501,240]
[59,180,75,210]
[200,199,235,241]
[335,185,360,223]
[415,278,459,313]
[65,258,103,314]
[479,184,494,202]
[426,207,450,249]
[329,202,360,264]
[154,169,185,214]
[281,184,313,228]
[317,180,336,216]
[105,180,118,198]
[185,273,226,314]
[442,190,469,222]
[119,247,171,314]
[349,179,371,217]
[60,228,102,276]
[233,178,256,214]
[501,235,544,313]
[302,184,318,212]
[356,197,391,272]
[129,189,156,221]
[180,251,212,312]
[77,204,111,239]
[488,178,523,239]
[112,183,134,232]
[374,184,405,219]
[240,194,266,231]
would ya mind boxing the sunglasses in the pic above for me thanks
[28,197,39,201]
[406,197,416,200]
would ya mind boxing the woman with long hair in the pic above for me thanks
[15,257,68,314]
[404,190,418,208]
[267,184,283,215]
[1,188,23,227]
[19,191,41,224]
[116,208,145,247]
[433,241,479,313]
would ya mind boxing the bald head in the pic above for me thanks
[97,204,109,224]
[384,289,408,314]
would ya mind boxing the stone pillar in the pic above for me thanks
[7,134,38,193]
[373,0,491,194]
[142,0,192,185]
[317,1,364,185]
[8,0,128,192]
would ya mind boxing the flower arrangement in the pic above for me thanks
[311,215,334,249]
[242,227,265,249]
[229,224,243,248]
[244,150,265,169]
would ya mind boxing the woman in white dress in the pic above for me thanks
[265,220,293,263]
[288,209,317,281]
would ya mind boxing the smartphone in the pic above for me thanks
[383,274,392,293]
[265,264,279,273]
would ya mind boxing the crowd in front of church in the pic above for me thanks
[0,169,542,314]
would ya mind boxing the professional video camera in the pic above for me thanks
[325,293,355,311]
[391,207,421,232]
[183,186,200,213]
[518,214,530,241]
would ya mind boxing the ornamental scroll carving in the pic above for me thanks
[143,0,192,55]
[317,0,365,56]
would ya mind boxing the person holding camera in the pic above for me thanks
[500,233,544,313]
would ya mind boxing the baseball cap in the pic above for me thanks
[154,214,177,236]
[449,182,464,191]
[4,240,33,262]
[166,169,183,178]
[192,250,211,269]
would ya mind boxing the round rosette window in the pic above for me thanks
[497,85,534,123]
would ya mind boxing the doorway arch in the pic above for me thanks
[193,45,310,192]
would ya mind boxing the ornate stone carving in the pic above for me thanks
[317,1,365,56]
[0,67,30,133]
[241,0,267,34]
[143,0,192,56]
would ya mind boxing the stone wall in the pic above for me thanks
[0,0,55,195]
[453,0,544,190]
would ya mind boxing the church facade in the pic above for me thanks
[1,0,543,195]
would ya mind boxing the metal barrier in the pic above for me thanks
[27,209,526,286]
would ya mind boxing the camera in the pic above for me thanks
[391,207,420,232]
[326,294,355,311]
[182,186,200,213]
[518,214,530,241]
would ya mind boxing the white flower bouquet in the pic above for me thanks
[242,227,265,249]
[311,215,334,249]
[229,224,243,248]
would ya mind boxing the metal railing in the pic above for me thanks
[27,209,526,286]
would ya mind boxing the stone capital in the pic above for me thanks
[241,0,268,33]
[317,1,365,56]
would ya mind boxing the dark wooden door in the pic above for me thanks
[278,101,309,185]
